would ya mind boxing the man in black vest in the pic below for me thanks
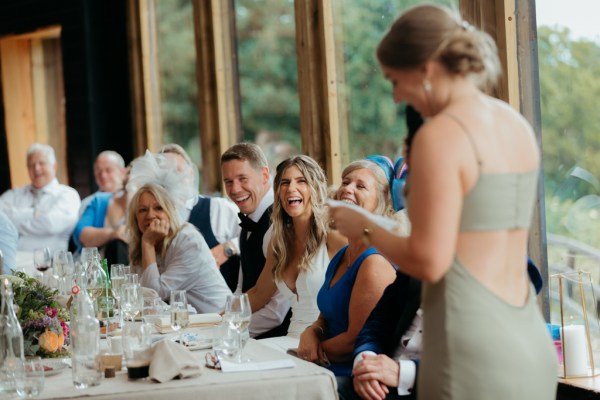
[221,143,291,338]
[159,144,241,291]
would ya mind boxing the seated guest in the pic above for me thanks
[0,209,18,274]
[340,272,422,400]
[221,143,292,338]
[79,150,126,217]
[297,157,399,375]
[72,162,132,264]
[159,143,242,292]
[248,155,345,351]
[0,143,80,252]
[127,182,231,313]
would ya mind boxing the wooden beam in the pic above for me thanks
[0,25,61,41]
[0,40,35,187]
[294,0,343,185]
[193,0,241,193]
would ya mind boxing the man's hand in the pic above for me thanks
[352,354,399,400]
[211,243,228,267]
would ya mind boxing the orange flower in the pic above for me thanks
[38,330,59,353]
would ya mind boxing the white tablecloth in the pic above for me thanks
[5,340,338,400]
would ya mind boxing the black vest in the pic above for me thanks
[188,197,240,292]
[239,205,272,292]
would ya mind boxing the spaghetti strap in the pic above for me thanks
[443,112,483,169]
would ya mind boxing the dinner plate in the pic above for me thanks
[42,359,70,377]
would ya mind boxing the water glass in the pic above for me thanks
[122,322,152,380]
[121,283,143,322]
[223,293,251,363]
[53,250,74,295]
[212,322,239,360]
[14,357,44,398]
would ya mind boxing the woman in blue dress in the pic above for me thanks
[296,157,401,375]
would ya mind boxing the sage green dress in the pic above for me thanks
[417,116,558,399]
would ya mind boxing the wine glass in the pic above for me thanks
[121,283,143,322]
[223,293,251,363]
[110,264,126,327]
[170,290,189,342]
[53,250,74,295]
[33,247,51,284]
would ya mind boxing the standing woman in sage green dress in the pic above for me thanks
[329,4,557,400]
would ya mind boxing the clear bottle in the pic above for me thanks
[70,285,102,389]
[0,278,24,393]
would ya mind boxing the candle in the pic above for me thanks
[562,324,589,376]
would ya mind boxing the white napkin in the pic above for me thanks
[154,313,222,334]
[148,340,201,382]
[219,358,295,373]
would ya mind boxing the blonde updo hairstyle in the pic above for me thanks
[127,182,184,268]
[271,155,329,281]
[377,4,501,90]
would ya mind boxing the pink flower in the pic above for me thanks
[44,308,58,318]
[60,320,69,336]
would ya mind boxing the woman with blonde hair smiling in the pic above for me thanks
[247,155,345,352]
[127,182,231,313]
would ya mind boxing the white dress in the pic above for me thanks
[259,242,329,352]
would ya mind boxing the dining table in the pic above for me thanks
[1,338,338,400]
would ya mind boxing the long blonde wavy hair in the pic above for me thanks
[271,155,329,281]
[127,182,185,268]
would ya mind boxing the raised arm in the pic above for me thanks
[246,241,278,313]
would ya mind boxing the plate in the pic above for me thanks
[41,359,70,377]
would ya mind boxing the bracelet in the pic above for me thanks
[361,225,375,246]
[311,324,325,338]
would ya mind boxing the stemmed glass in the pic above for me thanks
[110,264,126,326]
[223,293,251,363]
[33,247,51,285]
[121,283,143,322]
[53,250,74,295]
[170,290,189,342]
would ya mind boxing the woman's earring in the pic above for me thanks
[423,79,432,93]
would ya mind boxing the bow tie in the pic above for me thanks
[238,213,258,232]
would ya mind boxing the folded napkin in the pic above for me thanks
[219,358,295,373]
[148,340,201,382]
[154,313,221,334]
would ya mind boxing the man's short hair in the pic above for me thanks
[27,143,56,165]
[158,143,193,166]
[96,150,125,168]
[220,143,268,171]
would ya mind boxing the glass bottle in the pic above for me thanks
[0,278,24,393]
[70,286,102,389]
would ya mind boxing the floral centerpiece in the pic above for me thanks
[1,271,70,358]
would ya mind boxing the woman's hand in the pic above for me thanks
[298,326,322,363]
[142,218,169,246]
[328,203,371,242]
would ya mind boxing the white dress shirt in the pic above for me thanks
[0,179,81,252]
[233,189,292,337]
[181,194,242,253]
[138,224,232,313]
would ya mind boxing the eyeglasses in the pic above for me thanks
[204,352,221,370]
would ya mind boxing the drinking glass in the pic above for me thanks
[14,357,44,398]
[121,283,143,322]
[125,273,139,286]
[122,322,152,380]
[110,264,126,325]
[170,290,189,342]
[223,293,251,363]
[53,250,74,295]
[79,247,98,268]
[212,322,239,361]
[33,247,51,284]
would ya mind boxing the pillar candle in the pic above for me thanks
[562,324,589,376]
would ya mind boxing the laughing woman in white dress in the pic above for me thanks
[246,155,345,352]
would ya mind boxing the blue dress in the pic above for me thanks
[317,245,391,376]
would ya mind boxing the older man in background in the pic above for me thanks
[0,143,81,252]
[79,150,126,216]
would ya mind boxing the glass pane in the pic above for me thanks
[235,0,300,173]
[537,1,600,300]
[155,0,202,176]
[334,0,458,164]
